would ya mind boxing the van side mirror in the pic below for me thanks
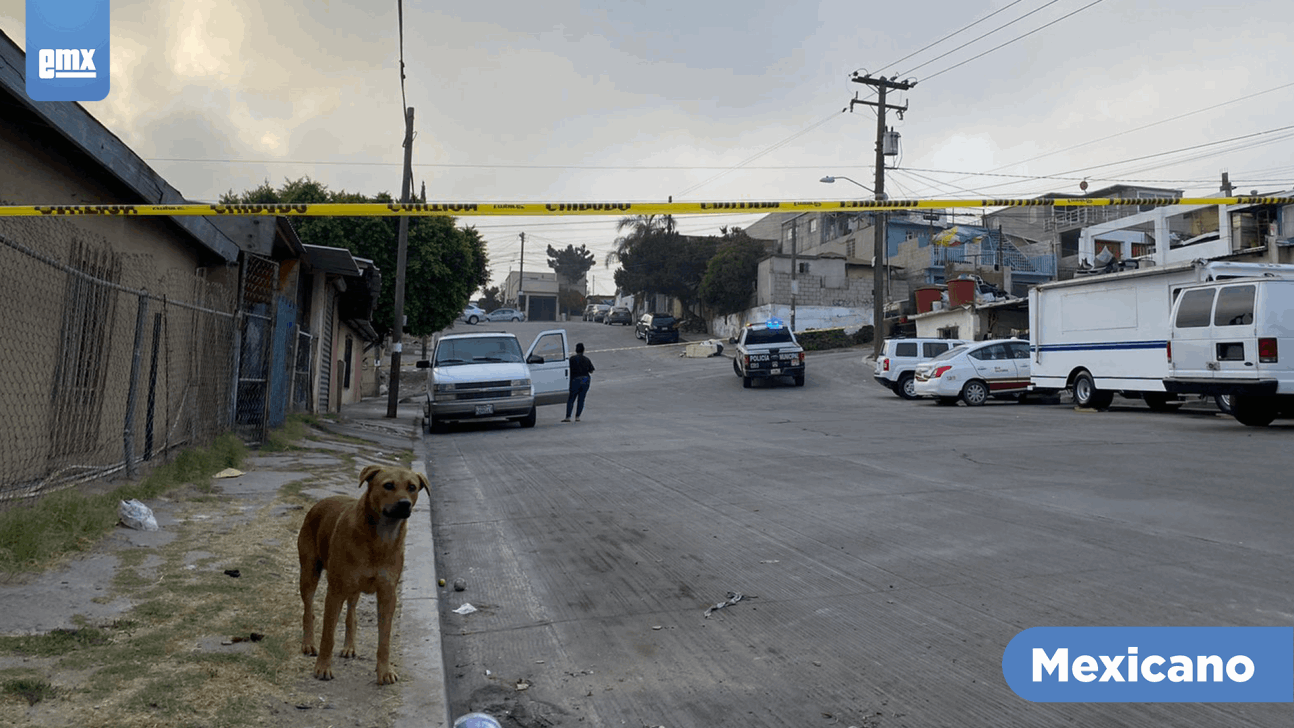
[527,354,544,365]
[415,360,430,369]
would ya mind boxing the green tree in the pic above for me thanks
[479,285,503,311]
[220,177,489,336]
[546,244,596,288]
[699,227,766,316]
[613,231,716,321]
[605,214,676,268]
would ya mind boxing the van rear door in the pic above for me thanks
[525,329,570,405]
[1209,283,1260,382]
[1168,286,1217,381]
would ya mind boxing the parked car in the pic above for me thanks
[913,339,1031,406]
[415,330,568,433]
[582,303,598,321]
[458,303,485,325]
[636,313,680,344]
[485,307,525,322]
[591,304,611,322]
[873,337,967,399]
[604,306,632,325]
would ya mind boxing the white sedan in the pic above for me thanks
[913,339,1031,406]
[484,307,526,322]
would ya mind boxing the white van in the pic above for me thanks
[1163,277,1294,426]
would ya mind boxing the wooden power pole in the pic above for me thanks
[850,73,915,357]
[386,106,415,418]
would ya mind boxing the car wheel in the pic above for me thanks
[742,376,752,389]
[518,406,537,428]
[511,316,521,322]
[1215,393,1234,414]
[794,374,805,387]
[1072,371,1113,410]
[467,315,479,325]
[1231,395,1278,427]
[961,380,990,406]
[428,414,448,435]
[896,373,917,400]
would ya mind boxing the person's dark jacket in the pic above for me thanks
[569,353,595,380]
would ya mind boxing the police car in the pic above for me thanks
[732,318,805,388]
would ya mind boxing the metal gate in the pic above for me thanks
[234,254,277,443]
[318,287,335,412]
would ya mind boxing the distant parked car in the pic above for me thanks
[636,313,680,345]
[604,306,632,325]
[591,304,611,322]
[873,337,967,399]
[458,303,486,325]
[485,307,525,322]
[582,303,598,321]
[913,339,1031,406]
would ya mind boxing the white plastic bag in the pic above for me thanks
[118,499,159,531]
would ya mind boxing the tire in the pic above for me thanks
[1231,395,1277,427]
[1143,393,1182,412]
[1215,393,1233,414]
[467,315,479,325]
[896,373,917,400]
[794,374,805,387]
[518,406,537,428]
[511,316,521,322]
[428,414,448,435]
[742,376,752,389]
[1072,371,1113,410]
[961,380,990,406]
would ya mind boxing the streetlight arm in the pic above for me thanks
[819,175,875,195]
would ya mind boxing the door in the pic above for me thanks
[968,343,1024,394]
[525,329,569,405]
[1209,284,1259,381]
[1169,287,1217,380]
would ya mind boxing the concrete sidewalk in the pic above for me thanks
[326,394,449,728]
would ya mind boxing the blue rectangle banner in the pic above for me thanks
[1003,626,1293,702]
[25,0,110,101]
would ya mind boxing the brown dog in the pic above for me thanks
[297,464,429,684]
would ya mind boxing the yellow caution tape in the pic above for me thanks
[0,197,1290,217]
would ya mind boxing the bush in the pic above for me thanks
[797,325,873,351]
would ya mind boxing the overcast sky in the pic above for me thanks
[4,0,1293,295]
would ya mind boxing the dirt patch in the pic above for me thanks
[0,434,417,728]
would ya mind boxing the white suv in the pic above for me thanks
[873,337,967,399]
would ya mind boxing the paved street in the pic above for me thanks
[422,320,1294,728]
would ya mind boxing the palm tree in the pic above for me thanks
[604,214,676,268]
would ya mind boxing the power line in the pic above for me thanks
[897,0,1065,78]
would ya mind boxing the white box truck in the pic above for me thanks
[1028,260,1294,410]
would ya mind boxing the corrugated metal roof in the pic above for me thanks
[303,244,360,276]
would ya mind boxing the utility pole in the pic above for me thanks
[518,231,525,312]
[850,73,915,357]
[386,106,415,418]
[790,216,798,331]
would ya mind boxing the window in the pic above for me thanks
[1174,289,1215,328]
[1008,342,1031,359]
[923,342,950,357]
[895,342,918,357]
[1213,285,1255,327]
[530,332,566,363]
[746,328,794,346]
[798,262,810,274]
[809,219,818,234]
[970,344,1006,361]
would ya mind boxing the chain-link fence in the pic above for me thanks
[0,215,258,504]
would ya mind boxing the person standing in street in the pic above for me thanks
[562,343,594,422]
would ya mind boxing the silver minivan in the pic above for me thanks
[1163,277,1294,426]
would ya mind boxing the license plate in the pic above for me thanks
[771,368,781,375]
[474,404,494,416]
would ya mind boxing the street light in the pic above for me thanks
[819,175,875,195]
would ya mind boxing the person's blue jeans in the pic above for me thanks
[566,376,591,418]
